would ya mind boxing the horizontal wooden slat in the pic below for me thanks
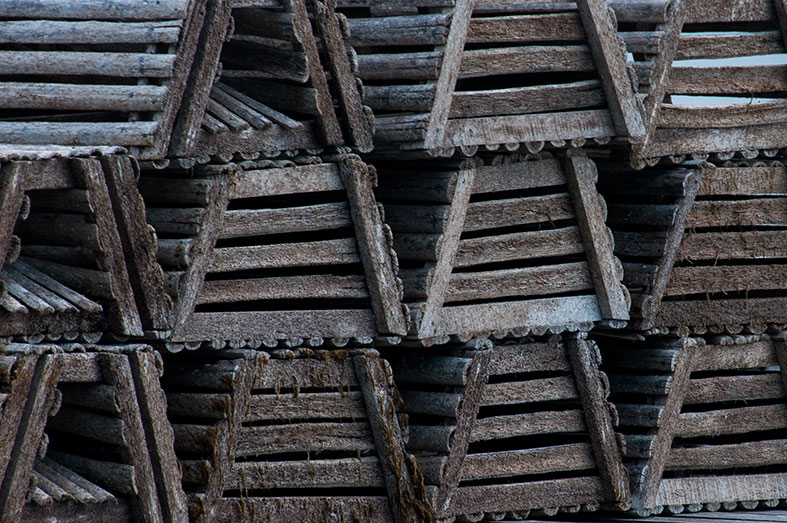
[363,83,434,112]
[0,83,167,111]
[699,166,787,196]
[684,0,774,23]
[436,295,602,336]
[0,121,157,146]
[676,31,785,60]
[446,261,594,302]
[443,109,615,146]
[692,341,777,372]
[460,45,594,78]
[451,80,605,118]
[196,275,369,303]
[455,226,585,267]
[678,230,787,261]
[255,359,359,390]
[654,473,787,508]
[659,100,787,129]
[464,193,575,231]
[347,14,449,46]
[0,51,175,77]
[466,13,584,43]
[0,20,182,44]
[213,497,394,523]
[178,310,378,341]
[460,443,595,482]
[208,239,360,272]
[226,457,384,489]
[470,409,586,442]
[656,297,787,328]
[678,404,787,438]
[231,164,343,199]
[488,341,570,375]
[481,376,577,406]
[245,392,366,422]
[473,158,566,193]
[667,439,787,471]
[236,422,374,456]
[357,51,441,81]
[220,203,353,238]
[447,476,604,516]
[668,65,787,95]
[685,374,785,404]
[3,0,188,20]
[666,265,787,296]
[647,122,787,157]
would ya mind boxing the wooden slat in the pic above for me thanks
[684,0,774,23]
[0,20,182,44]
[685,374,785,404]
[668,65,787,95]
[464,193,575,231]
[255,357,359,393]
[678,404,787,438]
[659,100,787,129]
[235,422,375,456]
[654,473,787,508]
[666,265,787,296]
[481,376,578,406]
[699,165,787,196]
[473,157,566,193]
[470,409,586,442]
[0,122,158,146]
[656,296,787,328]
[347,14,449,46]
[455,226,585,267]
[693,341,777,372]
[208,238,361,272]
[488,340,571,375]
[231,164,342,199]
[0,51,175,77]
[196,275,369,303]
[178,310,378,341]
[226,457,384,489]
[647,122,787,158]
[244,392,366,421]
[219,202,353,238]
[677,31,785,60]
[213,497,394,523]
[466,13,584,43]
[3,0,188,20]
[460,443,595,481]
[0,83,167,111]
[446,261,594,302]
[460,45,594,78]
[678,231,787,261]
[436,295,602,336]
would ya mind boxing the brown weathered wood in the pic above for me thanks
[656,297,787,329]
[0,355,60,523]
[687,198,787,228]
[470,409,586,442]
[458,443,595,482]
[340,157,407,335]
[0,162,27,275]
[417,165,475,338]
[255,358,359,390]
[219,203,352,238]
[422,0,475,149]
[564,150,629,321]
[73,158,143,336]
[208,239,360,272]
[464,193,575,231]
[236,422,375,457]
[230,163,342,198]
[654,473,787,508]
[566,336,629,507]
[666,265,787,297]
[659,101,787,129]
[196,274,369,304]
[460,45,594,78]
[576,0,645,140]
[244,391,366,422]
[226,457,385,490]
[678,230,787,261]
[455,226,585,267]
[678,404,787,438]
[685,373,785,404]
[0,356,37,489]
[699,165,787,196]
[212,497,394,523]
[666,439,787,471]
[354,355,429,523]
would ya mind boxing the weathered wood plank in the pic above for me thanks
[455,226,585,267]
[3,0,188,20]
[0,163,27,275]
[0,122,158,147]
[678,404,787,438]
[235,422,375,456]
[244,391,366,421]
[678,231,787,261]
[647,123,787,158]
[686,373,785,404]
[459,443,595,481]
[693,341,777,372]
[230,164,342,198]
[677,31,784,60]
[208,238,360,272]
[666,264,787,296]
[698,165,787,196]
[659,100,787,129]
[656,297,787,329]
[219,202,353,238]
[226,457,384,489]
[464,193,575,231]
[467,13,584,43]
[489,340,570,375]
[196,274,369,303]
[473,157,566,193]
[460,45,595,78]
[654,473,787,507]
[0,83,167,111]
[481,376,577,406]
[213,497,394,523]
[470,409,586,442]
[0,51,175,77]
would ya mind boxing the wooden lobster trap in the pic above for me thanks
[598,332,787,516]
[0,156,170,341]
[616,0,787,166]
[0,0,206,160]
[339,0,644,155]
[0,343,186,523]
[389,335,628,521]
[599,159,787,334]
[139,154,407,349]
[169,0,373,159]
[162,347,427,523]
[375,150,629,341]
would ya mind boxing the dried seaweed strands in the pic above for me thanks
[154,155,407,347]
[599,159,787,333]
[0,0,205,160]
[163,347,426,523]
[169,0,370,159]
[342,0,642,154]
[0,344,186,523]
[598,332,787,516]
[390,335,627,521]
[375,150,627,341]
[621,0,787,165]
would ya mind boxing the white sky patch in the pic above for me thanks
[671,95,779,106]
[673,54,787,67]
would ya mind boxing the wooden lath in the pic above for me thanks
[0,0,206,160]
[163,348,427,523]
[0,344,186,523]
[391,335,628,520]
[0,157,170,338]
[169,0,370,158]
[377,151,628,341]
[599,333,787,516]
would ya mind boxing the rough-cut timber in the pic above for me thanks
[389,335,628,521]
[169,0,373,159]
[162,347,429,523]
[0,0,205,160]
[599,332,787,516]
[377,151,628,340]
[0,343,186,523]
[341,0,643,154]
